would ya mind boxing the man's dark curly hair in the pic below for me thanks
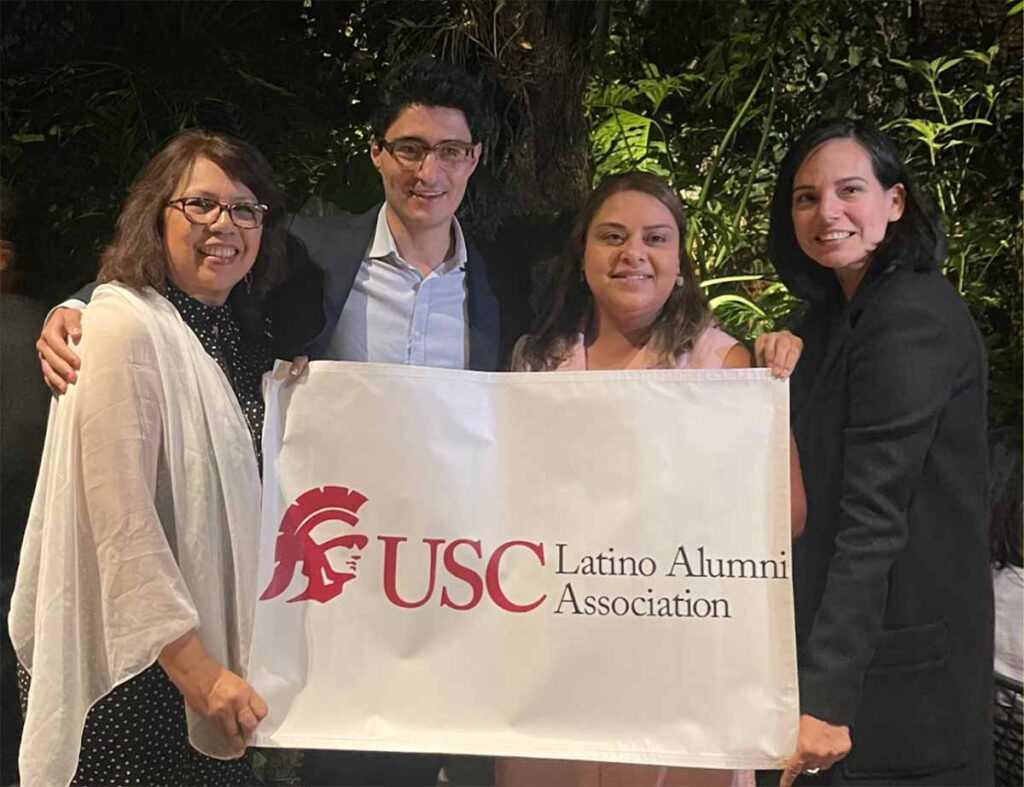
[370,56,485,142]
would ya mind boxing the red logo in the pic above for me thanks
[260,486,370,603]
[260,486,548,612]
[378,537,547,612]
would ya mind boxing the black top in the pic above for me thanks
[789,260,993,782]
[164,282,273,470]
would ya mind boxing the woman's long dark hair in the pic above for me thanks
[520,172,712,370]
[97,129,288,338]
[767,118,947,303]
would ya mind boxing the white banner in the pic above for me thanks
[249,362,798,769]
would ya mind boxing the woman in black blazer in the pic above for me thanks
[765,119,993,786]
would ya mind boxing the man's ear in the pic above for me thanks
[369,139,383,173]
[466,142,483,176]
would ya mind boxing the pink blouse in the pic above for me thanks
[551,324,740,371]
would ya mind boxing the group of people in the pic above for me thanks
[12,56,996,787]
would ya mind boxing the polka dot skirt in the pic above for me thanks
[18,662,252,786]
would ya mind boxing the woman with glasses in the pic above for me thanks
[10,130,288,787]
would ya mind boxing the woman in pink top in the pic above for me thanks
[505,171,805,787]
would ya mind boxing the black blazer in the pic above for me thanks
[266,205,501,371]
[790,262,993,784]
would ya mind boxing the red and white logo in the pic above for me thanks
[261,485,548,612]
[260,486,369,604]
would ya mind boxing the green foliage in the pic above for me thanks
[587,0,1021,429]
[889,42,1022,432]
[1,0,1018,429]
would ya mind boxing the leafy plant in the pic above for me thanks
[585,0,1020,428]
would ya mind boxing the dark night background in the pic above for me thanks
[1,2,1020,784]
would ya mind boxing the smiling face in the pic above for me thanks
[791,138,905,292]
[583,189,681,332]
[370,103,480,236]
[163,157,262,305]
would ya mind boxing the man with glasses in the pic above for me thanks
[34,57,501,786]
[265,59,500,787]
[270,55,499,372]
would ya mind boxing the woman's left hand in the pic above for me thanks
[754,330,804,379]
[201,666,269,749]
[158,629,269,753]
[779,714,852,787]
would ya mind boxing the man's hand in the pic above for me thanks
[779,714,852,787]
[159,630,268,754]
[37,307,83,395]
[754,330,804,379]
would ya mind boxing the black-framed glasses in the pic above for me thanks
[166,197,269,229]
[377,137,476,170]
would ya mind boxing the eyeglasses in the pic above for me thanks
[166,197,269,229]
[377,137,476,171]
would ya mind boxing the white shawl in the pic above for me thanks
[9,284,262,787]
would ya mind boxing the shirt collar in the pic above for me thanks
[368,204,468,274]
[165,280,226,315]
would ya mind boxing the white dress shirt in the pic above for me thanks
[326,206,469,369]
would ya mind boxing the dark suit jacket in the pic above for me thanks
[1,293,51,786]
[790,262,993,784]
[266,205,501,371]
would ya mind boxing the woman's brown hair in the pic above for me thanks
[98,129,287,335]
[519,171,712,370]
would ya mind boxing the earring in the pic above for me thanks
[675,274,684,288]
[244,270,253,296]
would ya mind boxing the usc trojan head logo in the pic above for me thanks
[260,486,370,604]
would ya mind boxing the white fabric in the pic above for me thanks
[250,362,798,769]
[327,205,469,368]
[45,297,88,326]
[993,565,1023,683]
[10,283,262,787]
